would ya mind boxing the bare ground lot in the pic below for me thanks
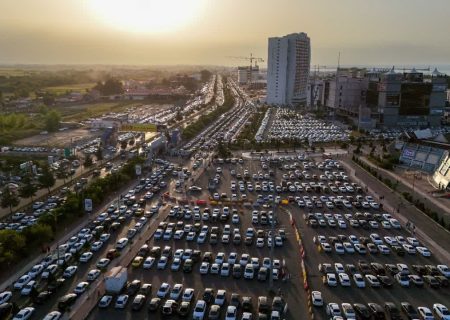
[14,128,103,147]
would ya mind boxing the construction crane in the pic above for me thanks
[228,53,264,85]
[229,53,264,68]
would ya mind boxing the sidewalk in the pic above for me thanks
[341,157,450,265]
[359,156,450,216]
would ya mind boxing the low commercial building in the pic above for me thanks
[432,151,450,190]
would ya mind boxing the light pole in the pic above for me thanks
[269,164,277,292]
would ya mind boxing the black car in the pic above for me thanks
[230,293,241,308]
[272,296,285,314]
[132,295,146,311]
[354,303,371,319]
[423,275,440,288]
[203,288,214,304]
[401,302,419,319]
[233,264,242,279]
[58,293,77,311]
[435,275,449,287]
[139,284,152,296]
[371,263,386,275]
[148,297,161,312]
[377,275,394,287]
[384,302,402,320]
[183,259,193,273]
[242,296,253,311]
[412,264,427,275]
[202,252,213,263]
[258,296,270,315]
[368,303,386,319]
[127,280,142,296]
[178,301,191,317]
[48,278,65,292]
[35,291,52,304]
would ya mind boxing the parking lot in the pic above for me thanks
[89,154,305,319]
[3,150,449,320]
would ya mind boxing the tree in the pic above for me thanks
[44,110,61,132]
[38,166,56,195]
[43,92,55,106]
[200,70,212,82]
[94,78,124,95]
[95,147,103,161]
[84,155,93,167]
[1,188,20,214]
[175,111,183,121]
[19,176,37,202]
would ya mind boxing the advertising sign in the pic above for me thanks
[135,164,142,176]
[84,198,93,212]
[403,149,415,158]
[120,123,157,133]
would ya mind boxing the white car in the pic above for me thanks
[20,280,37,296]
[193,299,207,320]
[79,252,93,263]
[74,281,89,295]
[171,258,182,271]
[232,214,240,224]
[353,273,366,288]
[244,264,254,279]
[225,305,237,320]
[157,282,171,298]
[41,264,58,279]
[87,269,101,282]
[12,307,35,320]
[98,295,113,308]
[417,306,435,320]
[214,289,227,306]
[182,288,195,302]
[220,263,230,276]
[143,257,155,269]
[338,273,351,287]
[334,263,345,274]
[433,303,450,320]
[114,294,129,309]
[395,273,410,287]
[170,283,183,300]
[326,273,337,287]
[28,264,44,279]
[0,291,12,304]
[14,274,32,290]
[311,291,323,306]
[96,258,110,269]
[63,265,78,278]
[199,262,209,275]
[417,246,432,257]
[342,303,356,319]
[91,241,103,251]
[407,237,420,247]
[42,311,62,320]
[437,265,450,278]
[326,303,341,317]
[157,256,169,269]
[365,274,380,287]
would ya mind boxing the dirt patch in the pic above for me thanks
[14,128,102,147]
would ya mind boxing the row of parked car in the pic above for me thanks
[99,280,286,320]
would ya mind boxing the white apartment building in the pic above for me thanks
[266,32,311,106]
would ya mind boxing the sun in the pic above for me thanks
[88,0,205,34]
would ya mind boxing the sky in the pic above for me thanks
[1,0,450,67]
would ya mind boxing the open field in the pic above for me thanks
[14,127,103,147]
[0,67,35,77]
[44,82,96,95]
[0,113,44,145]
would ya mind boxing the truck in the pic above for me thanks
[104,266,127,295]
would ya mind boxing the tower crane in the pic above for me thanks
[228,53,264,84]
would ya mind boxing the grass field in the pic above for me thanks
[61,101,139,122]
[44,83,96,95]
[0,68,34,77]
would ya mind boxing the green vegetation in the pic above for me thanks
[182,84,235,140]
[44,83,96,96]
[0,69,95,99]
[0,188,20,214]
[38,165,56,194]
[93,78,124,96]
[19,176,38,202]
[0,156,145,271]
[61,101,137,122]
[236,106,268,144]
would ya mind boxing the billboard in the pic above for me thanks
[120,123,157,132]
[84,198,93,212]
[402,148,415,158]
